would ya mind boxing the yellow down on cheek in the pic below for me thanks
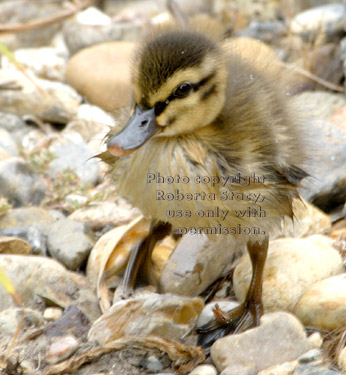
[156,93,200,127]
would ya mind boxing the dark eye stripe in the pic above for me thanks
[201,84,216,101]
[154,70,216,116]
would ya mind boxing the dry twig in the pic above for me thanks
[0,0,93,34]
[277,60,345,93]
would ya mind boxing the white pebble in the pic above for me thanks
[189,364,217,375]
[45,335,79,364]
[43,307,63,321]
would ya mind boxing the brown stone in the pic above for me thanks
[65,41,135,112]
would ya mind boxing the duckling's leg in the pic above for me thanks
[197,236,269,352]
[122,220,171,298]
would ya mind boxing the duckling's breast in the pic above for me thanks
[113,135,293,238]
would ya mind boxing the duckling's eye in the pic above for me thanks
[173,82,193,98]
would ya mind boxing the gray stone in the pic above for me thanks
[139,355,164,372]
[69,201,140,231]
[0,1,61,50]
[294,364,343,375]
[211,312,314,374]
[0,308,43,336]
[0,226,47,255]
[290,4,346,43]
[235,21,286,43]
[47,218,94,270]
[340,37,346,90]
[160,233,242,297]
[0,111,26,133]
[0,207,55,234]
[0,128,19,156]
[48,138,99,186]
[0,69,81,124]
[63,20,141,55]
[0,158,46,207]
[298,349,322,364]
[2,47,67,82]
[298,119,346,212]
[257,361,299,375]
[0,254,101,321]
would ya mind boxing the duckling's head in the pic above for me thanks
[107,29,227,156]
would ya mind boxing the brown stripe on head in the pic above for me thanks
[133,30,218,105]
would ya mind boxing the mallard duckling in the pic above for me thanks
[105,24,307,350]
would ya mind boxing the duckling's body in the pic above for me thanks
[106,25,307,350]
[107,29,306,239]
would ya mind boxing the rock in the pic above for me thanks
[189,364,218,375]
[45,305,90,338]
[337,346,346,373]
[0,69,81,124]
[235,21,286,43]
[48,136,99,186]
[0,308,43,336]
[139,355,165,372]
[0,1,61,50]
[64,193,88,207]
[294,364,343,374]
[0,226,47,255]
[0,128,19,156]
[47,218,94,270]
[307,332,323,349]
[279,198,331,239]
[112,0,211,23]
[212,0,280,22]
[0,236,31,255]
[65,104,115,144]
[0,255,101,321]
[45,335,79,364]
[257,361,299,375]
[211,312,313,374]
[88,293,203,344]
[160,233,242,297]
[233,235,344,312]
[0,111,26,133]
[43,307,63,322]
[298,119,346,212]
[0,207,55,234]
[69,201,141,230]
[196,300,240,328]
[20,128,50,154]
[2,47,66,82]
[76,6,111,25]
[0,158,46,207]
[62,3,142,56]
[298,348,322,364]
[65,41,135,112]
[294,273,346,330]
[290,4,346,44]
[340,37,346,93]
